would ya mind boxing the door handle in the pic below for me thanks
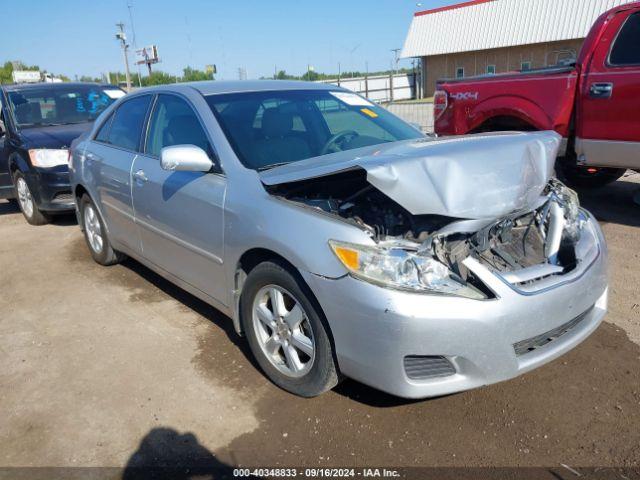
[589,82,613,99]
[133,169,148,183]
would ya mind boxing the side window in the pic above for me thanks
[610,12,640,66]
[107,95,152,151]
[94,112,114,143]
[146,94,211,158]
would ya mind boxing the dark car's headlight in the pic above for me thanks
[29,149,70,168]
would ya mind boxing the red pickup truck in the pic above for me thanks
[434,1,640,188]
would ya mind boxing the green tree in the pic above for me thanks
[182,66,212,82]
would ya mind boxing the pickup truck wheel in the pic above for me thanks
[557,164,626,189]
[80,194,125,266]
[241,261,340,397]
[13,172,51,226]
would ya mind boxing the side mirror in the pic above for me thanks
[160,144,214,172]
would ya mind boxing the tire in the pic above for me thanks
[13,171,51,225]
[240,261,340,397]
[557,163,626,189]
[80,194,125,266]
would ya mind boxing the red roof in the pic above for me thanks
[414,0,495,17]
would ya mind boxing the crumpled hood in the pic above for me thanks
[260,131,561,220]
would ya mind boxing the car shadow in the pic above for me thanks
[577,174,640,228]
[122,427,249,480]
[120,257,258,369]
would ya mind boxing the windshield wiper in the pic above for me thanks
[257,162,292,171]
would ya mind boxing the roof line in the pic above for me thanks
[414,0,495,17]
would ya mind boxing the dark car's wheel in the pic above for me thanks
[241,261,340,397]
[557,163,626,189]
[80,194,125,266]
[13,171,51,225]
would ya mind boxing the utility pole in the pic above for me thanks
[115,23,132,91]
[127,1,143,87]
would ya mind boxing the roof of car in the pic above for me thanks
[1,82,118,92]
[135,80,343,97]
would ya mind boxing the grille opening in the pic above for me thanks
[513,306,594,357]
[404,355,456,380]
[52,191,73,203]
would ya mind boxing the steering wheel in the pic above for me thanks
[320,130,360,155]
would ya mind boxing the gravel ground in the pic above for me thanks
[0,174,639,474]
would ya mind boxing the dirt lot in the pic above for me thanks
[1,174,639,474]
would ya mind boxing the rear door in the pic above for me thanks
[131,93,227,304]
[85,94,152,253]
[577,9,640,169]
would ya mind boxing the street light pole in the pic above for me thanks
[116,22,132,91]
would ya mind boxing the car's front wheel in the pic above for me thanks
[13,172,51,225]
[80,194,125,266]
[241,261,340,397]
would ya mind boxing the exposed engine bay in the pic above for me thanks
[267,169,585,293]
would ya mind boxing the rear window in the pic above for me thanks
[101,95,152,151]
[610,12,640,66]
[7,85,125,129]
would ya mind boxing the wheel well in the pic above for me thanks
[234,247,340,372]
[470,116,538,134]
[237,248,297,278]
[74,184,89,203]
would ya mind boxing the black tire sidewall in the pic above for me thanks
[240,261,338,397]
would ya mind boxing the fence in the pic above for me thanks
[384,102,434,133]
[317,72,420,103]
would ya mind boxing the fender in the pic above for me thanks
[466,95,556,133]
[8,151,30,176]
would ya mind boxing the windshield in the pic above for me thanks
[7,85,125,128]
[206,90,423,170]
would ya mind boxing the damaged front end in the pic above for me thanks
[262,131,590,299]
[268,169,586,300]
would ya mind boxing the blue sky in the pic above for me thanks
[1,0,455,80]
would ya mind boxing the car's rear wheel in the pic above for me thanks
[80,194,124,266]
[241,261,340,397]
[13,172,51,225]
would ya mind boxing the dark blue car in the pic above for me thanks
[0,82,124,224]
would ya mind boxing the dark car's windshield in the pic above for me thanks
[7,85,125,129]
[206,89,423,170]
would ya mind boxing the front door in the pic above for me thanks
[578,9,640,169]
[0,100,13,199]
[131,94,227,304]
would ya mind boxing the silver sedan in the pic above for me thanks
[69,81,608,398]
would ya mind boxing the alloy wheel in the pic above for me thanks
[83,204,104,254]
[16,177,34,218]
[252,285,315,378]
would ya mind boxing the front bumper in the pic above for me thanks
[25,167,74,212]
[302,213,608,399]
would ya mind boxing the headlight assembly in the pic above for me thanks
[329,240,486,299]
[28,149,70,168]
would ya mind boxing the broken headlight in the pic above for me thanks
[329,240,486,299]
[548,180,585,241]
